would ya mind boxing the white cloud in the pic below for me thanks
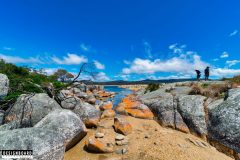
[123,60,131,65]
[0,53,43,64]
[229,30,238,37]
[80,43,91,52]
[122,43,240,78]
[93,60,105,69]
[169,43,177,50]
[116,74,130,81]
[211,68,240,77]
[220,51,229,58]
[157,74,192,80]
[39,68,58,75]
[122,53,209,75]
[95,72,110,81]
[52,53,88,65]
[168,43,186,54]
[3,47,14,51]
[226,60,240,67]
[213,58,219,61]
[143,41,152,58]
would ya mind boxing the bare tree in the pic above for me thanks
[45,62,98,106]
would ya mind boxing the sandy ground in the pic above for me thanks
[64,116,233,160]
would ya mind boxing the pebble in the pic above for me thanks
[95,132,104,138]
[115,134,125,141]
[145,134,150,138]
[115,148,128,154]
[116,139,129,146]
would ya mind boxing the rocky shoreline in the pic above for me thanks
[0,73,239,160]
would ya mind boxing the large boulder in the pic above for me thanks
[169,86,192,95]
[139,88,167,101]
[74,90,88,99]
[100,101,113,111]
[125,103,154,119]
[177,95,207,138]
[85,94,97,105]
[0,121,19,131]
[58,96,100,127]
[4,93,62,129]
[34,109,87,150]
[141,92,175,128]
[225,88,240,100]
[175,111,190,133]
[0,128,65,160]
[61,97,78,110]
[73,100,101,128]
[0,73,9,100]
[208,88,240,154]
[72,82,87,92]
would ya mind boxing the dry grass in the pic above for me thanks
[189,83,229,98]
[188,84,203,95]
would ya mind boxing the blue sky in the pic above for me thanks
[0,0,240,81]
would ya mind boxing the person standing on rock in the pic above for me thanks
[204,66,210,81]
[195,70,201,81]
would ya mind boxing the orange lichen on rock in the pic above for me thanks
[113,117,132,135]
[101,109,116,119]
[84,118,100,128]
[115,103,127,115]
[121,95,140,109]
[100,102,113,111]
[126,108,154,119]
[97,91,112,98]
[117,94,154,119]
[85,136,114,153]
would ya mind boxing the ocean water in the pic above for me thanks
[104,86,133,107]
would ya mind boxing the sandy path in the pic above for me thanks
[64,116,233,160]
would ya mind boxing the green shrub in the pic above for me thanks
[145,83,160,93]
[201,83,209,88]
[231,75,240,84]
[53,81,67,89]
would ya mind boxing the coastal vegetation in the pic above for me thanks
[189,83,229,98]
[0,59,66,108]
[144,83,160,93]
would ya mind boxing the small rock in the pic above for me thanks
[116,141,122,146]
[115,134,125,141]
[154,142,157,145]
[115,148,128,154]
[113,117,132,135]
[154,128,158,131]
[116,139,128,146]
[178,144,188,148]
[121,139,129,145]
[85,136,114,153]
[100,101,113,111]
[145,134,150,138]
[101,109,115,119]
[95,132,104,138]
[122,148,128,154]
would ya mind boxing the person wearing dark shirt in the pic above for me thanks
[204,66,210,81]
[195,70,201,81]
